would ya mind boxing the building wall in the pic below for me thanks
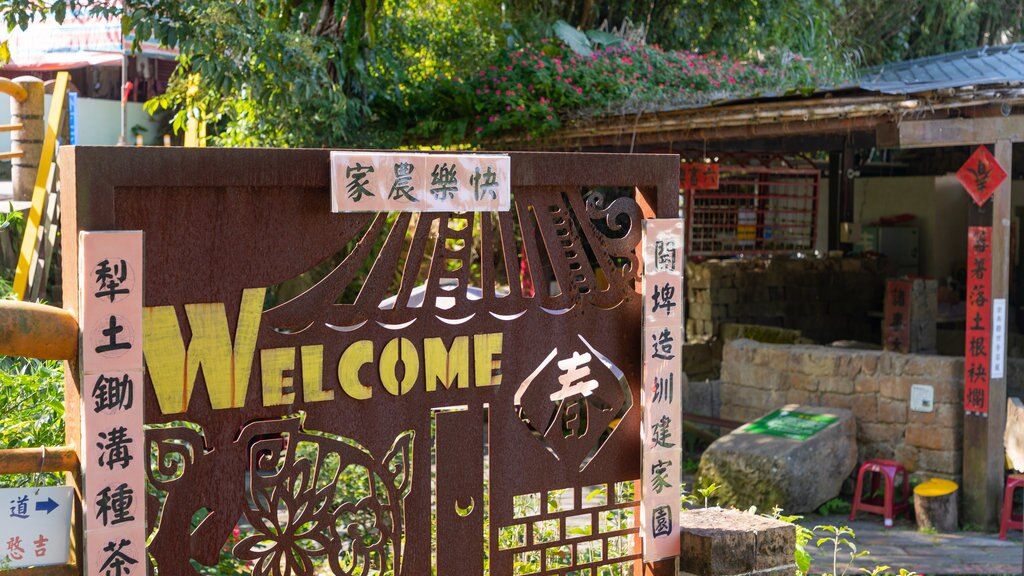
[686,257,885,343]
[0,92,162,150]
[721,340,965,482]
[721,339,1024,483]
[852,175,1024,281]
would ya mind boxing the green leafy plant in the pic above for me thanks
[814,525,870,576]
[0,356,65,488]
[697,482,720,508]
[817,497,852,516]
[766,507,814,575]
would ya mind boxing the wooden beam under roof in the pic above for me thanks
[877,115,1024,148]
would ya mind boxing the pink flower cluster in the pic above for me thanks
[417,39,818,142]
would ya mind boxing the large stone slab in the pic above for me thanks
[1006,397,1024,472]
[681,507,796,576]
[698,405,857,513]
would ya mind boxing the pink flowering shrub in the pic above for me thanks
[408,39,819,144]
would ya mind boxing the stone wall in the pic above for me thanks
[721,340,964,482]
[687,257,885,344]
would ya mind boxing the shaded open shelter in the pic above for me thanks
[522,43,1024,531]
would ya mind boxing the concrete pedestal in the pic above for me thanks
[681,507,796,576]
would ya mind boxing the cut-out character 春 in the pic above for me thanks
[550,351,600,438]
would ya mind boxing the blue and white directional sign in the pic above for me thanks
[0,486,73,568]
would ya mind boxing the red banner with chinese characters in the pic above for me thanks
[883,280,911,353]
[680,162,719,190]
[964,226,992,414]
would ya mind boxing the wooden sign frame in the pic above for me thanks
[59,147,680,576]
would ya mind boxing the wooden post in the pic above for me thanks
[11,76,43,202]
[963,139,1011,529]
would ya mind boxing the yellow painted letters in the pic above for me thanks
[473,332,503,387]
[261,347,295,406]
[301,345,333,403]
[338,340,373,400]
[143,287,264,414]
[380,337,418,395]
[423,336,469,392]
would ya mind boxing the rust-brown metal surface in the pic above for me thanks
[59,147,679,576]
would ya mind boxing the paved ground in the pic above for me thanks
[798,513,1023,575]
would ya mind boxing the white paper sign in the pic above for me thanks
[992,298,1007,379]
[640,218,684,563]
[0,486,74,568]
[79,231,147,576]
[330,152,510,213]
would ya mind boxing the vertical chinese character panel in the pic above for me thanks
[79,231,147,576]
[883,280,911,353]
[640,219,683,563]
[964,226,992,414]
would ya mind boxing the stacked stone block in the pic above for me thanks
[721,340,964,483]
[687,257,884,344]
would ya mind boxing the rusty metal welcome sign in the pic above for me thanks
[60,147,680,576]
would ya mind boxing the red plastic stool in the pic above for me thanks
[999,474,1024,540]
[849,459,910,527]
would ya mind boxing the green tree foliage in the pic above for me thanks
[3,1,1024,147]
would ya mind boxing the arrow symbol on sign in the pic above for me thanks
[35,497,58,514]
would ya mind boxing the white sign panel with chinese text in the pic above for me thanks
[0,486,73,568]
[992,298,1007,379]
[330,152,510,213]
[640,218,684,562]
[79,231,147,576]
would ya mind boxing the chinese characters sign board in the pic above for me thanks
[78,231,146,576]
[965,226,991,415]
[956,146,1007,207]
[1,486,73,568]
[641,218,683,562]
[992,298,1007,379]
[330,152,510,212]
[741,409,839,441]
[680,162,719,190]
[883,280,911,353]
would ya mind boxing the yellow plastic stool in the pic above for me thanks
[913,478,959,532]
[913,478,958,498]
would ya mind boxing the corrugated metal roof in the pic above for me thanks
[859,43,1024,94]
